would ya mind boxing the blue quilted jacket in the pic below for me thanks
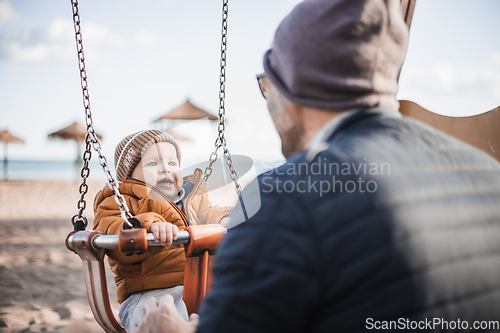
[198,111,500,333]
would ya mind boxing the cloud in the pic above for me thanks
[133,31,158,49]
[5,42,67,63]
[0,18,74,63]
[487,52,500,66]
[46,18,74,43]
[0,1,19,27]
[0,35,73,63]
[45,18,127,46]
[402,53,500,98]
[0,18,150,63]
[81,21,126,46]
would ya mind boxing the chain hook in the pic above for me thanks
[71,214,88,231]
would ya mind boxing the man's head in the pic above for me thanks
[259,0,409,157]
[115,130,183,198]
[264,0,408,111]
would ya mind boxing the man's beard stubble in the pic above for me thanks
[279,122,304,158]
[267,97,305,159]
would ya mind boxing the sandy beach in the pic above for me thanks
[0,180,119,333]
[0,171,248,332]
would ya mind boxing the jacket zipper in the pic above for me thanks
[184,169,203,226]
[126,177,189,228]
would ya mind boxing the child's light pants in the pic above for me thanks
[119,285,189,332]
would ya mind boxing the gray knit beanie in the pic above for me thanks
[263,0,409,111]
[114,130,182,181]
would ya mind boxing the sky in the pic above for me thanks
[1,0,499,170]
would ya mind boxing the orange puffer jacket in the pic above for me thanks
[93,168,232,303]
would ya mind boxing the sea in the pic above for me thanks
[0,160,107,181]
[0,159,284,181]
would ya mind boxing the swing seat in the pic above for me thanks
[66,230,124,333]
[66,224,226,333]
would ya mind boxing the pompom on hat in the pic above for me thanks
[263,0,409,111]
[114,129,182,182]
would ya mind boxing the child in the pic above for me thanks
[93,129,232,332]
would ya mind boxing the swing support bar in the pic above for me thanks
[67,230,192,250]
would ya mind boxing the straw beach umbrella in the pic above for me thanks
[157,99,218,122]
[155,99,218,143]
[155,99,217,137]
[0,130,25,180]
[48,122,102,175]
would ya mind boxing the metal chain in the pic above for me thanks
[70,0,133,230]
[203,0,243,195]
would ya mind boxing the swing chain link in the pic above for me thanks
[71,0,133,230]
[203,0,243,196]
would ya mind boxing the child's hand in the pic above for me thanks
[150,222,178,246]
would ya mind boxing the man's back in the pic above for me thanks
[199,112,500,332]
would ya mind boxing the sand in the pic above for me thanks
[0,180,120,333]
[0,176,248,332]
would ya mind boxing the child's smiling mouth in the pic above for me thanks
[157,177,175,188]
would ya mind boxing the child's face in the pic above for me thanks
[131,142,182,199]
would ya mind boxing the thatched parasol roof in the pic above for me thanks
[157,99,217,121]
[48,122,102,142]
[0,130,24,144]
